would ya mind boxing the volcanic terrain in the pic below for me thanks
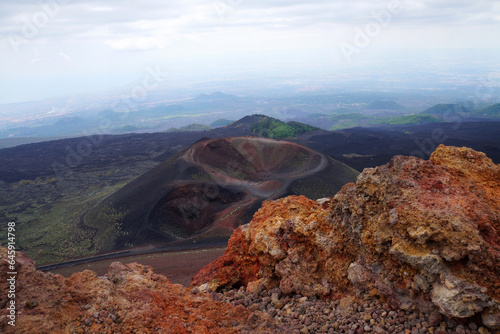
[1,145,499,333]
[83,136,359,253]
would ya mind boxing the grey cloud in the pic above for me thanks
[1,0,498,41]
[401,0,497,24]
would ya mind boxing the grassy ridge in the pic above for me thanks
[250,115,319,139]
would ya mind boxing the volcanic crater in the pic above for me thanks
[84,137,359,253]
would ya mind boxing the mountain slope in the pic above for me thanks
[476,103,500,117]
[249,115,319,139]
[421,104,471,119]
[83,137,359,253]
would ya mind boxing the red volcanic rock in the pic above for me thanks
[334,145,500,324]
[192,145,500,330]
[0,248,283,333]
[191,195,351,298]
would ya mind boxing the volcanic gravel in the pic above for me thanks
[195,286,495,334]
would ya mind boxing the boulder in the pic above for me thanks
[192,145,500,329]
[0,248,282,333]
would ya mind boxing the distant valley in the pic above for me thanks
[2,89,499,149]
[1,114,500,265]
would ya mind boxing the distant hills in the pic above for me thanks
[417,103,500,120]
[476,103,500,117]
[1,93,499,150]
[307,113,369,131]
[210,119,234,127]
[0,114,322,183]
[165,115,320,137]
[421,103,471,114]
[366,100,404,110]
[420,104,472,120]
[1,113,499,184]
[374,114,440,126]
[2,90,500,144]
[166,124,213,133]
[0,91,245,141]
[306,102,500,130]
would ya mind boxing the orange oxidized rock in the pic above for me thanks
[193,145,500,330]
[0,248,283,333]
[192,195,355,297]
[332,145,500,323]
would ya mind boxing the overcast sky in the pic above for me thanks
[1,0,499,104]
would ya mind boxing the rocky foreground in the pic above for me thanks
[1,144,499,333]
[0,249,280,333]
[193,145,499,332]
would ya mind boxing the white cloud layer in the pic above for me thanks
[0,0,499,103]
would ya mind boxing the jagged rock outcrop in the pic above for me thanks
[0,248,283,333]
[192,145,500,330]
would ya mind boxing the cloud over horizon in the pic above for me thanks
[0,0,499,103]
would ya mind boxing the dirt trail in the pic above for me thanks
[182,137,328,199]
[41,245,227,286]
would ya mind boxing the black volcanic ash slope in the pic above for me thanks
[83,137,359,253]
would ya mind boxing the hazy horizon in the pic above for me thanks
[1,0,499,105]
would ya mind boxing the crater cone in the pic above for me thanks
[84,137,359,253]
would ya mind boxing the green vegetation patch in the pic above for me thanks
[210,118,235,127]
[89,205,129,253]
[166,124,213,133]
[306,113,327,119]
[374,114,440,125]
[13,199,94,265]
[422,104,471,115]
[0,168,137,265]
[157,221,190,239]
[250,116,319,139]
[328,113,368,122]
